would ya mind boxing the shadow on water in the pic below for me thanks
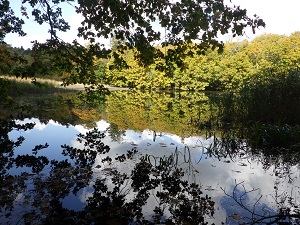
[1,70,300,224]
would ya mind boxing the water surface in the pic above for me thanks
[1,91,299,224]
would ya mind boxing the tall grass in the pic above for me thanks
[205,69,300,152]
[0,76,74,96]
[240,69,300,125]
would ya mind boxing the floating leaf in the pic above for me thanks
[228,213,243,221]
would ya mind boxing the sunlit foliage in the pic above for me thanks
[100,33,300,91]
[0,0,265,89]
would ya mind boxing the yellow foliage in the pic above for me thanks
[72,108,102,125]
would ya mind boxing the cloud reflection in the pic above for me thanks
[9,118,300,224]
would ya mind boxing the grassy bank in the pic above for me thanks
[0,75,129,93]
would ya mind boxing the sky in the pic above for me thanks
[5,0,300,49]
[231,0,300,39]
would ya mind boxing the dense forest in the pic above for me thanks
[3,32,300,93]
[101,32,300,91]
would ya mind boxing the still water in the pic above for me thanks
[1,91,300,224]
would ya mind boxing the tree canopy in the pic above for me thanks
[90,33,299,91]
[0,0,265,86]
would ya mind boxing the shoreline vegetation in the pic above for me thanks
[0,75,130,92]
[98,33,300,92]
[4,33,299,94]
[1,33,299,125]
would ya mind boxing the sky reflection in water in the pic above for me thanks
[7,117,300,224]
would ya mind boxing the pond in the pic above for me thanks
[1,90,300,224]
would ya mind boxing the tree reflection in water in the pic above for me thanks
[0,119,214,225]
[205,128,300,225]
[1,86,300,224]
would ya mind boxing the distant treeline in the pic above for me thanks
[96,32,300,91]
[3,32,300,91]
[1,44,67,81]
